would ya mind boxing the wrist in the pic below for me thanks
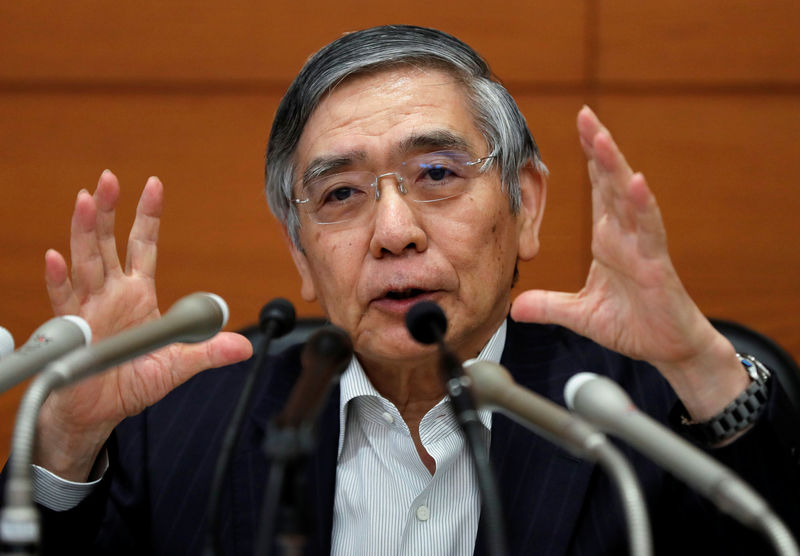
[672,353,771,446]
[657,332,749,421]
[34,407,113,483]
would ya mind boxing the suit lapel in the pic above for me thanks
[475,320,598,555]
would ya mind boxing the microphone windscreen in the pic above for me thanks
[0,326,14,358]
[405,301,447,345]
[258,298,296,339]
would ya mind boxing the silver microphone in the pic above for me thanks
[0,326,15,359]
[0,316,91,394]
[463,360,653,556]
[1,292,228,551]
[565,372,798,556]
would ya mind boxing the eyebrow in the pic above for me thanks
[397,130,471,155]
[302,151,367,187]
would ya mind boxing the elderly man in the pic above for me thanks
[21,25,798,555]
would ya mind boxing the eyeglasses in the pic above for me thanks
[292,150,496,225]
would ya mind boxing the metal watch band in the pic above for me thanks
[676,352,771,446]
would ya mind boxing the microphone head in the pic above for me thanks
[165,292,229,343]
[302,325,353,373]
[61,315,93,346]
[258,298,296,339]
[564,372,599,410]
[405,301,447,345]
[0,326,14,358]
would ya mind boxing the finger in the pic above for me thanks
[70,189,106,298]
[167,332,253,385]
[628,172,668,257]
[577,105,603,158]
[93,170,123,275]
[125,177,163,277]
[510,289,585,332]
[579,109,638,231]
[45,248,80,316]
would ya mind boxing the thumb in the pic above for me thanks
[511,289,583,330]
[168,331,254,384]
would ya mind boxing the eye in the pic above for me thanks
[322,186,362,204]
[422,164,455,182]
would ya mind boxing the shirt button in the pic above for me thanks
[382,412,394,424]
[416,505,430,521]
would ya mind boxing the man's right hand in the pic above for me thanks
[35,170,253,482]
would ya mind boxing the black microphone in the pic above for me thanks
[1,292,228,553]
[274,325,352,428]
[256,325,353,556]
[0,316,91,394]
[405,301,508,556]
[204,298,295,556]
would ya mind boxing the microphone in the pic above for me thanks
[0,327,14,359]
[0,316,91,395]
[463,360,652,556]
[565,372,799,556]
[1,292,229,552]
[274,324,352,428]
[405,301,509,556]
[255,325,352,556]
[205,298,296,556]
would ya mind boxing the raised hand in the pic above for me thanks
[36,171,252,481]
[511,107,746,419]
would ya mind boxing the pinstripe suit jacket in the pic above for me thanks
[35,320,800,555]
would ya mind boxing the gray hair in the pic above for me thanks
[265,25,545,247]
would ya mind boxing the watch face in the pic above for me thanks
[738,353,771,382]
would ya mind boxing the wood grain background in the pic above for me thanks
[1,1,798,462]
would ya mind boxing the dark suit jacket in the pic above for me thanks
[33,320,800,554]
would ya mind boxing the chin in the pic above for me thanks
[354,330,438,365]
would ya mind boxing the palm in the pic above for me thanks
[38,172,251,476]
[512,107,717,368]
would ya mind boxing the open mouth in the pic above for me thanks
[384,288,427,300]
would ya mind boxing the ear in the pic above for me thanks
[284,227,318,302]
[516,165,547,261]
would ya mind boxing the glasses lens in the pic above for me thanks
[403,151,482,202]
[303,171,375,223]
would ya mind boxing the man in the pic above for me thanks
[19,25,799,554]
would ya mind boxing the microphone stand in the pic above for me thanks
[405,300,509,556]
[204,299,295,556]
[436,342,509,556]
[253,326,351,556]
[255,422,315,556]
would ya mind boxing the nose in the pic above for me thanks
[368,173,428,258]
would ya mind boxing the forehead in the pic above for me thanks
[295,67,485,168]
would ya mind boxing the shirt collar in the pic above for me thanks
[337,319,507,457]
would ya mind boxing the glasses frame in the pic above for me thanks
[292,151,497,225]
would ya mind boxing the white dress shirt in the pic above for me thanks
[331,321,505,555]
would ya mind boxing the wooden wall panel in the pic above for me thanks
[596,0,800,83]
[512,95,591,297]
[0,1,586,84]
[595,95,800,358]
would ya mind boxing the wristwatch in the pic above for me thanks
[675,353,771,446]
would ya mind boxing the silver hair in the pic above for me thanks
[265,25,546,248]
